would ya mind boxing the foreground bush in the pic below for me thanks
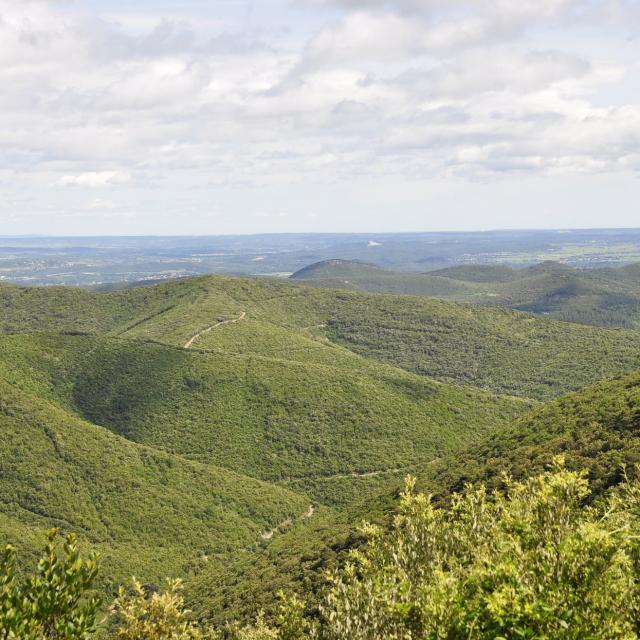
[3,460,640,639]
[111,578,216,640]
[0,530,100,640]
[317,459,640,639]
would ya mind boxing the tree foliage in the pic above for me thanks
[111,578,216,640]
[5,464,640,639]
[0,529,100,640]
[316,460,640,639]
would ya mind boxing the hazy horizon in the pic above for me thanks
[3,225,640,239]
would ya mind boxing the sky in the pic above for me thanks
[1,0,640,235]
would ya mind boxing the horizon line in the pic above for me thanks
[3,226,640,239]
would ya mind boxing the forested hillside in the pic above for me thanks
[3,273,640,633]
[293,258,640,330]
[0,332,522,507]
[4,274,640,399]
[0,378,308,591]
[324,291,640,399]
[188,365,640,627]
[417,369,640,500]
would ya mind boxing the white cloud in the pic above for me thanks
[88,198,116,209]
[0,0,640,233]
[57,171,131,188]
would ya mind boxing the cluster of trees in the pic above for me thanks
[326,297,640,401]
[4,459,640,639]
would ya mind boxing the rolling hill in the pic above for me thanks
[0,274,529,600]
[416,368,640,501]
[187,367,640,627]
[290,259,477,298]
[5,274,640,400]
[0,331,523,507]
[323,289,640,400]
[0,377,309,593]
[292,259,640,330]
[4,272,640,620]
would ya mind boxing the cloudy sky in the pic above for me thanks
[1,0,640,235]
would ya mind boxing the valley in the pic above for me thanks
[3,270,640,633]
[293,258,640,330]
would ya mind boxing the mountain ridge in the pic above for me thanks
[292,258,640,329]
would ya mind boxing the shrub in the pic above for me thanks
[4,463,640,640]
[317,459,640,639]
[0,529,100,640]
[111,578,216,640]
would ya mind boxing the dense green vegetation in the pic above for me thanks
[0,530,101,640]
[325,292,640,399]
[187,363,640,626]
[416,369,640,501]
[0,377,309,592]
[306,464,640,639]
[0,332,522,506]
[293,258,640,330]
[290,259,478,298]
[5,274,640,401]
[4,272,640,633]
[186,507,354,628]
[8,465,640,639]
[0,274,528,608]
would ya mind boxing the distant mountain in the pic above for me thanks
[5,229,640,286]
[290,259,385,280]
[292,259,640,330]
[429,264,525,282]
[291,259,482,298]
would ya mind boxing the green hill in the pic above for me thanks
[0,274,530,609]
[416,369,640,501]
[323,291,640,400]
[5,273,640,619]
[290,259,385,280]
[292,259,640,330]
[291,259,477,298]
[0,280,200,335]
[602,262,640,285]
[429,264,523,283]
[0,332,523,506]
[471,262,640,328]
[0,378,309,593]
[186,368,640,627]
[4,274,640,401]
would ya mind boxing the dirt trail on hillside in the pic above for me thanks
[282,468,408,483]
[261,504,316,540]
[183,311,246,349]
[323,468,404,480]
[279,463,443,485]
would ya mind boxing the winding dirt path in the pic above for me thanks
[183,311,246,349]
[261,504,316,540]
[320,468,405,480]
[280,468,410,484]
